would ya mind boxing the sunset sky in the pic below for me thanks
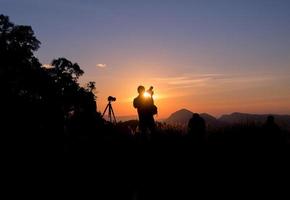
[2,0,290,118]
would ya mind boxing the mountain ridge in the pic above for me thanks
[165,109,290,130]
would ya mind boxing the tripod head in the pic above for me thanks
[107,96,116,102]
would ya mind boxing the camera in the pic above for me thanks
[147,86,154,96]
[148,86,153,91]
[108,96,116,102]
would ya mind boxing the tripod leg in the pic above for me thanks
[102,104,109,117]
[109,105,112,123]
[110,104,117,124]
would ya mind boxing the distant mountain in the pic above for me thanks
[118,110,290,131]
[220,112,290,130]
[166,109,193,125]
[200,113,224,128]
[165,109,220,128]
[220,112,266,124]
[165,110,290,130]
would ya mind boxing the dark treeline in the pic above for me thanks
[1,14,290,199]
[0,14,101,152]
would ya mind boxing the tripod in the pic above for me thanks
[102,101,116,124]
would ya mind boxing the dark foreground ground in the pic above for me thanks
[62,142,290,199]
[3,125,290,199]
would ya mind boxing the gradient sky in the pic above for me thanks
[1,0,290,118]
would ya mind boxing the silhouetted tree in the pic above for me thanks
[0,14,42,133]
[86,81,96,93]
[0,14,99,152]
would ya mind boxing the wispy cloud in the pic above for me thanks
[154,73,223,82]
[155,73,286,86]
[96,63,107,68]
[219,75,276,83]
[154,73,287,94]
[154,76,188,82]
[155,73,224,87]
[145,72,290,106]
[168,77,211,85]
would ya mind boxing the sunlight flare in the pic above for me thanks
[143,92,151,98]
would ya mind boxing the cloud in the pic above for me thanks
[155,73,284,87]
[155,73,225,87]
[42,64,53,69]
[168,77,212,85]
[96,63,107,68]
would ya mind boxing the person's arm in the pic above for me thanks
[133,98,138,108]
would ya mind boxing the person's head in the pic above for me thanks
[267,115,275,124]
[137,85,145,94]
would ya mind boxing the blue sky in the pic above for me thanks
[1,0,290,117]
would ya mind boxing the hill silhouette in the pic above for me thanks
[165,108,194,124]
[165,109,290,131]
[220,112,290,131]
[165,109,222,129]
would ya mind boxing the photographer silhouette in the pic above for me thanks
[133,85,157,136]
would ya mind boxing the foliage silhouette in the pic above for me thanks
[0,14,99,153]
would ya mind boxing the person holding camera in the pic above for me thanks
[133,85,157,136]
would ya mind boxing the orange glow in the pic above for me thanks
[81,61,290,119]
[143,92,151,98]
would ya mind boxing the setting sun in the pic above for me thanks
[143,92,151,98]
